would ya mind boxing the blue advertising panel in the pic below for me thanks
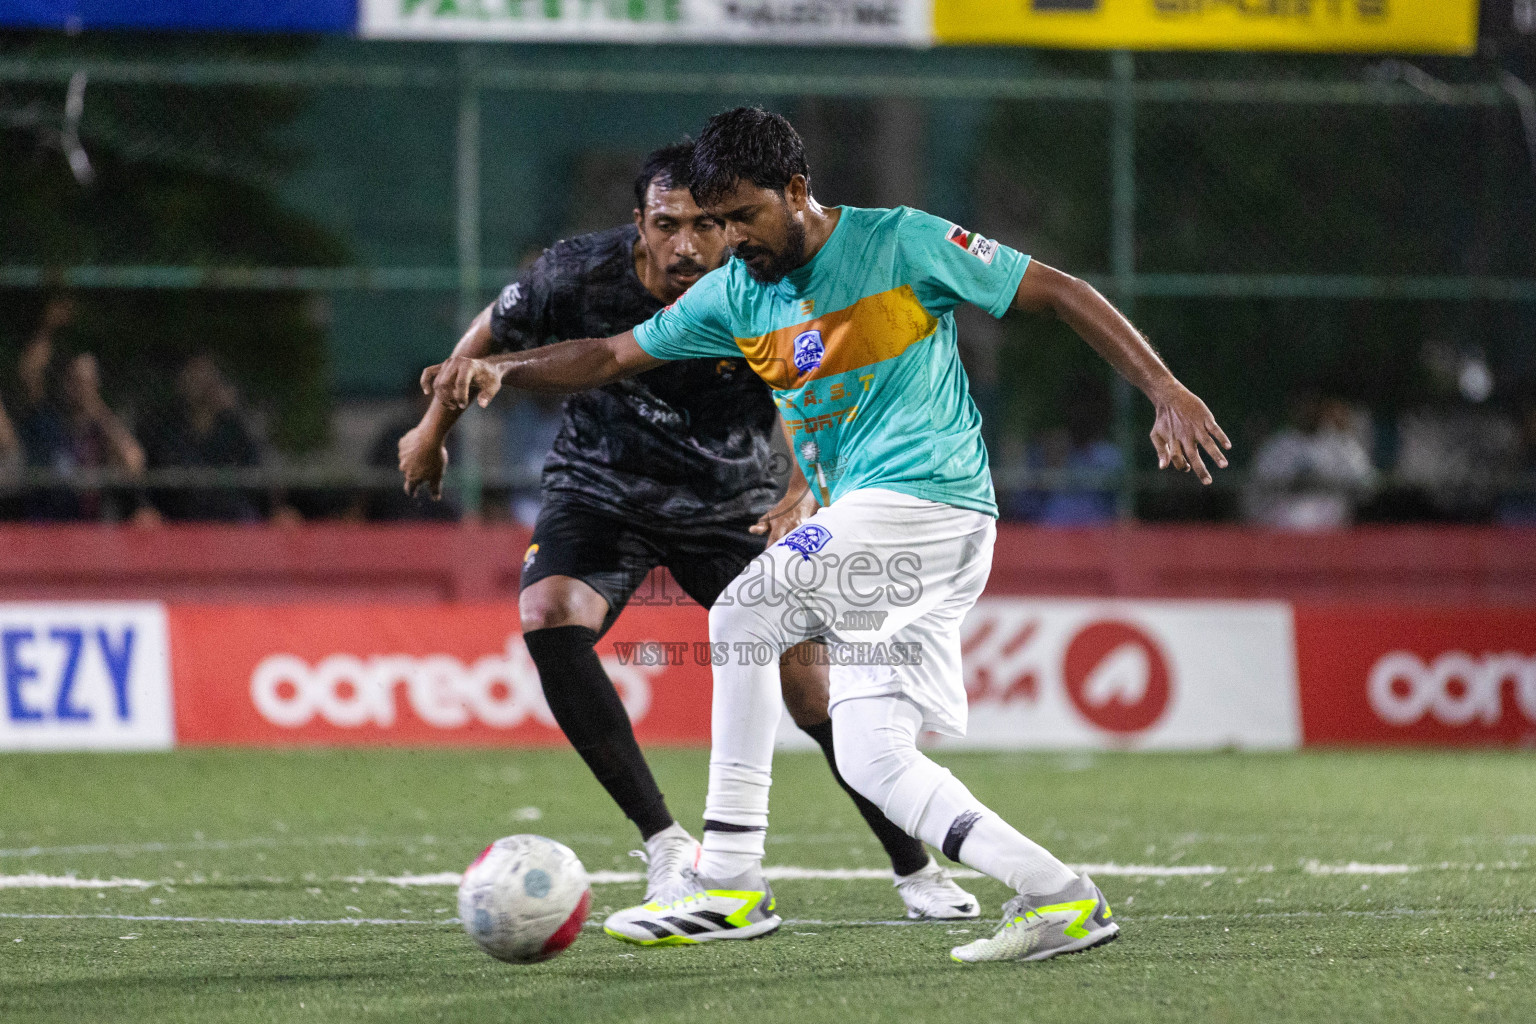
[0,1,357,33]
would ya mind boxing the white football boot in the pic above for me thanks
[634,823,701,906]
[894,857,981,920]
[604,865,781,946]
[950,873,1118,964]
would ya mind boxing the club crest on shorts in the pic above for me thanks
[792,330,825,374]
[778,523,832,560]
[523,543,539,569]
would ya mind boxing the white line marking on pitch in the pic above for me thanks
[1303,861,1418,875]
[6,906,1532,931]
[348,863,1230,887]
[0,912,450,926]
[0,875,156,889]
[2,861,1523,891]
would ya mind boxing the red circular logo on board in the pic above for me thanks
[1062,621,1172,733]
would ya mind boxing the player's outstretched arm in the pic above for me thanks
[1011,260,1232,484]
[400,301,496,499]
[423,330,663,412]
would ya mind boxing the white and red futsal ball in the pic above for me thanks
[457,835,592,963]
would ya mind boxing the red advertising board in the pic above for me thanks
[168,604,713,746]
[90,598,1536,751]
[1294,605,1536,746]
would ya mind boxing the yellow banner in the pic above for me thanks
[933,1,1479,54]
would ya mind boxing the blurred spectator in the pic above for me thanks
[1006,379,1122,526]
[140,354,264,522]
[502,393,564,527]
[356,384,459,522]
[1243,392,1375,531]
[14,299,147,521]
[1389,341,1521,522]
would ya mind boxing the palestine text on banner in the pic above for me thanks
[359,0,932,45]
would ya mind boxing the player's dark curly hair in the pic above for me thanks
[690,107,810,207]
[633,139,695,210]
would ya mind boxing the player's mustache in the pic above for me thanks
[667,258,707,276]
[731,244,771,263]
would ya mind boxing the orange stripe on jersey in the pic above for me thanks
[733,285,939,390]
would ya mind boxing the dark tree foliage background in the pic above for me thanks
[0,31,344,452]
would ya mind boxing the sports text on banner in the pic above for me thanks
[932,0,1479,54]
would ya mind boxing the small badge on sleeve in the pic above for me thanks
[945,224,998,265]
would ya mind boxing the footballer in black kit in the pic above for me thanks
[489,221,780,634]
[400,142,978,917]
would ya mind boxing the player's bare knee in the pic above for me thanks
[519,580,605,634]
[519,597,577,633]
[779,651,831,728]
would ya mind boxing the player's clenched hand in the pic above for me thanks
[398,422,449,500]
[1149,383,1231,485]
[750,485,819,544]
[423,356,504,411]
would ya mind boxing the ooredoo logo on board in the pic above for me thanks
[1367,651,1536,729]
[1294,606,1536,745]
[168,603,713,746]
[247,638,653,731]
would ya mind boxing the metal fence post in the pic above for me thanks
[1110,50,1138,520]
[455,43,484,518]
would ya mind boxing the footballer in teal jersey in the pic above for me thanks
[631,204,1023,517]
[424,107,1231,962]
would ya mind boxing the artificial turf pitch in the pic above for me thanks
[1,748,1531,1023]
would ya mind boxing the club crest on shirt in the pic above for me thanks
[945,224,998,265]
[778,523,832,560]
[523,543,539,569]
[792,329,825,374]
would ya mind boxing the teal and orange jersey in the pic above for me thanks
[632,206,1030,518]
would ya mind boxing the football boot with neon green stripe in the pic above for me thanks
[950,873,1118,963]
[603,866,781,946]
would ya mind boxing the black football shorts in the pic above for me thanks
[519,498,768,638]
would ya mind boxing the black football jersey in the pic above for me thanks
[489,224,779,524]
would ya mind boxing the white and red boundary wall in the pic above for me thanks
[1,523,1532,750]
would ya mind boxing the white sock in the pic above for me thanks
[644,821,692,852]
[697,829,765,881]
[694,592,795,883]
[832,696,1076,897]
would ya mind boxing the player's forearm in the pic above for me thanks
[487,335,637,394]
[1058,279,1180,402]
[418,397,463,443]
[1015,264,1181,403]
[417,304,495,441]
[451,304,497,360]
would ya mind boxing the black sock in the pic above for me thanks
[523,625,674,840]
[801,719,930,877]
